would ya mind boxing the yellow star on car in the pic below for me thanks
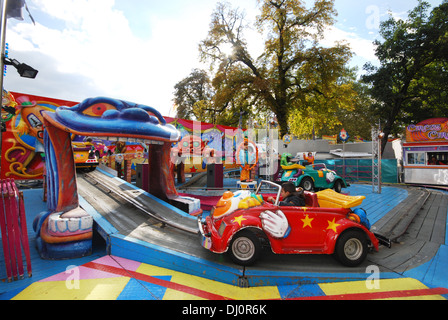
[233,215,247,226]
[301,214,313,228]
[327,218,340,232]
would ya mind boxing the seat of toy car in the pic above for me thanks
[304,191,319,207]
[281,163,305,170]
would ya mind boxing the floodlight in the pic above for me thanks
[3,57,38,79]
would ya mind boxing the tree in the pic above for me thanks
[332,81,379,141]
[288,56,359,139]
[362,0,448,154]
[199,0,354,138]
[173,67,256,126]
[173,69,214,121]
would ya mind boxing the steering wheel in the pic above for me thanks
[236,139,259,171]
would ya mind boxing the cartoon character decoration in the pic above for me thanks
[339,128,349,142]
[93,141,110,159]
[282,134,291,148]
[280,153,294,167]
[172,135,207,167]
[202,147,217,166]
[2,89,16,124]
[113,141,127,154]
[33,97,181,259]
[171,134,220,180]
[303,152,315,164]
[212,189,291,239]
[212,190,264,219]
[113,141,127,177]
[260,210,290,239]
[325,170,336,183]
[280,153,304,179]
[2,95,59,178]
[236,138,258,182]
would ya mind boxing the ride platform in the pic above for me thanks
[2,169,448,300]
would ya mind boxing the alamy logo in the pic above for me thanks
[65,265,80,290]
[365,265,380,290]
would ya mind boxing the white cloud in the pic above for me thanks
[321,26,379,66]
[3,0,383,116]
[4,0,214,116]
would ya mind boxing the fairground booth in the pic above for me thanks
[403,118,448,186]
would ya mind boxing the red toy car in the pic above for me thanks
[198,181,389,267]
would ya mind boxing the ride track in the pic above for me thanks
[75,168,448,287]
[80,170,198,234]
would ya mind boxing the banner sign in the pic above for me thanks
[406,118,448,143]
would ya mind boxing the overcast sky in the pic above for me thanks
[2,0,444,117]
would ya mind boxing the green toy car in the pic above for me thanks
[276,153,349,192]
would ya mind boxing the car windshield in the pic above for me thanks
[256,180,282,206]
[310,163,326,170]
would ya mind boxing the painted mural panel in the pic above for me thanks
[1,92,243,180]
[1,91,78,180]
[166,118,242,174]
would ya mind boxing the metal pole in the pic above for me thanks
[0,0,9,177]
[342,141,345,179]
[372,127,378,193]
[371,122,382,194]
[378,135,382,193]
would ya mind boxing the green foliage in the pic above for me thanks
[195,0,355,137]
[173,69,213,120]
[362,0,448,153]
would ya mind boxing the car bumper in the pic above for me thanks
[374,233,391,248]
[198,215,227,253]
[198,215,212,250]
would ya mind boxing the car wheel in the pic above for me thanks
[228,230,261,266]
[334,230,368,267]
[333,180,343,193]
[300,177,314,191]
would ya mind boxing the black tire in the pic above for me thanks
[333,180,343,193]
[228,230,261,266]
[300,177,314,191]
[334,230,368,267]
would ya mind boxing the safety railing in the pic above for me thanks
[0,179,32,282]
[315,159,399,184]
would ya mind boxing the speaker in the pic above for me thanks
[136,163,149,191]
[207,163,223,188]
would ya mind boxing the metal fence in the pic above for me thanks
[315,159,398,184]
[0,179,32,282]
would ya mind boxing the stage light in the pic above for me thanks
[3,57,38,79]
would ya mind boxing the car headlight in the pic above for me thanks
[218,221,227,236]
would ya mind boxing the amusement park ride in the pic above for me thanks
[276,153,349,193]
[198,180,384,267]
[0,92,390,270]
[32,97,182,259]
